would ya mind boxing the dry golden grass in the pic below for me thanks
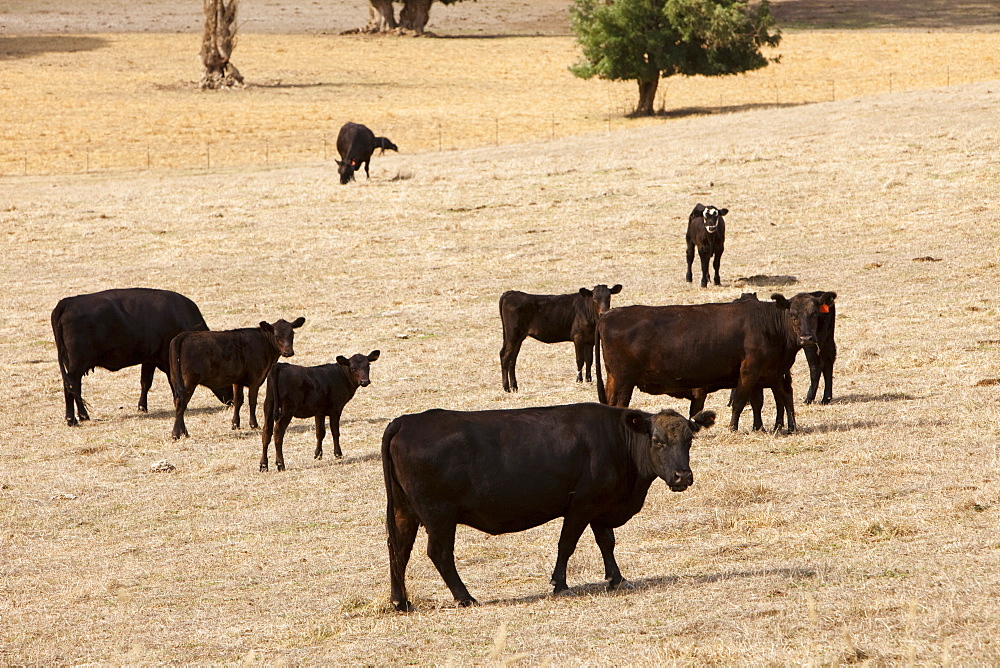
[2,31,1000,174]
[2,19,1000,666]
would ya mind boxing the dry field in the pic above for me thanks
[2,1,1000,665]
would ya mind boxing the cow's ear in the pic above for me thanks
[335,159,344,167]
[291,317,306,328]
[771,294,790,309]
[820,291,837,305]
[718,208,729,216]
[610,284,623,294]
[260,321,274,334]
[368,350,381,362]
[579,287,593,298]
[689,410,717,433]
[336,356,350,366]
[623,410,650,434]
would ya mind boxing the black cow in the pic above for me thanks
[802,290,838,404]
[336,121,398,184]
[685,203,729,287]
[382,402,716,611]
[499,284,622,392]
[596,292,836,432]
[51,288,233,426]
[169,317,305,439]
[260,350,380,471]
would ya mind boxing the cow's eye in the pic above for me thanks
[651,437,665,447]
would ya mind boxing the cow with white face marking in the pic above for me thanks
[685,203,729,287]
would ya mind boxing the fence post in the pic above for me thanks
[207,143,211,169]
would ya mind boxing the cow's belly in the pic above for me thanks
[460,507,564,536]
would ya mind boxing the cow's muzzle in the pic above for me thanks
[668,470,693,492]
[705,223,719,233]
[359,379,371,387]
[798,335,817,347]
[281,350,295,357]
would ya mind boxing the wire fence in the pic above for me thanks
[2,66,996,178]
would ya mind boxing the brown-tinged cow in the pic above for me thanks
[499,284,622,392]
[596,292,836,432]
[169,317,305,439]
[382,403,715,611]
[260,350,380,471]
[51,288,232,426]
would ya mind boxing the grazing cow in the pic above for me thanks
[596,292,836,432]
[51,288,233,426]
[336,121,398,184]
[260,350,381,471]
[685,203,729,287]
[169,317,305,439]
[499,284,622,392]
[382,402,716,611]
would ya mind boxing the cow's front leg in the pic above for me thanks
[138,362,155,412]
[699,249,712,288]
[329,409,344,458]
[231,384,244,430]
[247,383,262,429]
[550,515,589,594]
[712,249,723,286]
[573,335,587,382]
[685,242,695,283]
[425,521,477,607]
[591,523,624,590]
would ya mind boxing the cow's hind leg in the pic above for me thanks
[314,414,326,460]
[591,523,624,590]
[750,386,765,431]
[388,502,420,612]
[573,336,587,383]
[138,362,155,412]
[231,384,244,429]
[63,371,85,426]
[550,514,590,594]
[500,336,524,392]
[772,376,796,433]
[425,521,477,607]
[273,412,293,471]
[260,409,274,472]
[171,382,194,439]
[821,348,836,404]
[685,241,695,283]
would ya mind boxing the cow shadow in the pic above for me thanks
[143,405,225,419]
[480,566,816,608]
[830,392,918,403]
[0,35,107,60]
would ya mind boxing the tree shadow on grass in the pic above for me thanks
[772,0,1000,31]
[0,36,107,61]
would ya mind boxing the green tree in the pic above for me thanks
[570,0,780,116]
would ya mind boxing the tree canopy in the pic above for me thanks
[570,0,781,115]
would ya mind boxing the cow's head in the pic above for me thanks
[772,292,836,348]
[260,316,306,357]
[337,350,380,388]
[703,206,728,233]
[624,408,715,491]
[580,283,623,319]
[336,159,358,185]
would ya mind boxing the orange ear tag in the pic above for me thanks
[819,304,830,314]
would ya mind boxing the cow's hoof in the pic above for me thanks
[821,398,832,405]
[79,414,90,422]
[803,398,814,405]
[66,418,79,427]
[334,453,343,460]
[315,452,324,460]
[393,600,414,613]
[276,463,285,471]
[137,405,148,413]
[259,463,268,472]
[231,424,239,430]
[457,597,479,607]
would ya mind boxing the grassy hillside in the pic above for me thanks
[1,73,999,662]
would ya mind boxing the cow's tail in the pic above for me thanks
[264,364,281,427]
[50,303,87,411]
[595,319,608,405]
[381,417,409,596]
[376,136,399,154]
[168,334,185,402]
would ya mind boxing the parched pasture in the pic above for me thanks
[2,47,1000,667]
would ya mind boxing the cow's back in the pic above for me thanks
[337,122,376,161]
[53,288,207,373]
[384,404,632,535]
[500,291,578,343]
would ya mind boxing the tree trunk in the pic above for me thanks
[399,0,432,34]
[635,77,659,116]
[200,0,243,89]
[365,0,397,32]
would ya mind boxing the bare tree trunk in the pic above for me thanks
[399,0,432,34]
[365,0,397,32]
[201,0,244,89]
[635,77,659,116]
